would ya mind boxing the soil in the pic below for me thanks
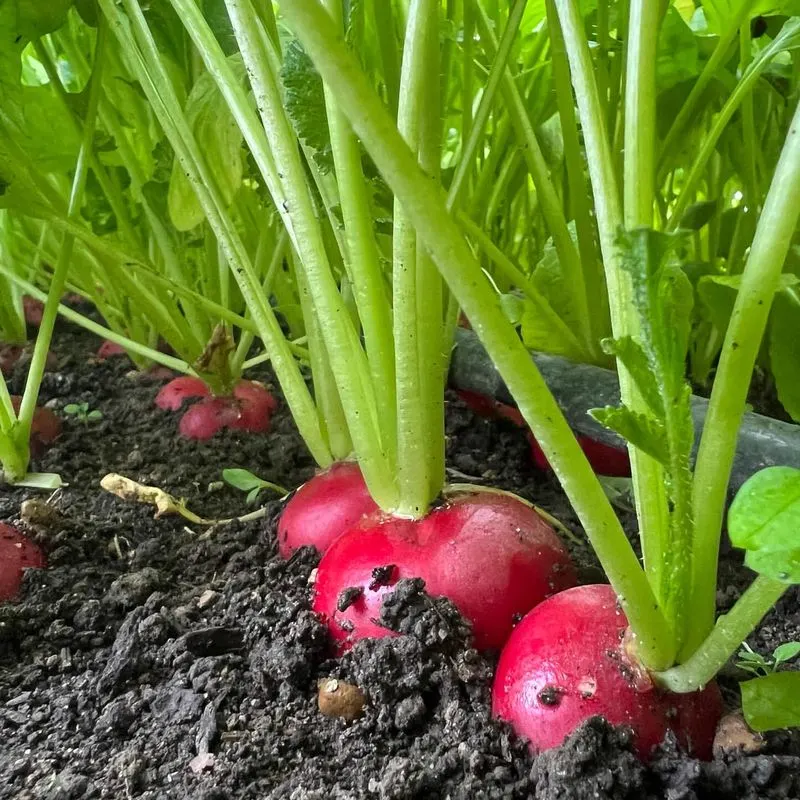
[1,324,799,800]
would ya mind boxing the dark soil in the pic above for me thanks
[2,324,799,800]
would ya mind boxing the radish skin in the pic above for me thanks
[313,490,576,652]
[0,522,45,601]
[492,584,722,759]
[278,461,378,558]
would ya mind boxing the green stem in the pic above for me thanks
[622,0,672,623]
[15,22,109,478]
[658,576,786,692]
[322,0,397,470]
[281,0,673,670]
[219,0,395,507]
[373,0,401,116]
[686,97,800,658]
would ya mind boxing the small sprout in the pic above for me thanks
[64,402,103,423]
[736,641,800,677]
[222,468,288,505]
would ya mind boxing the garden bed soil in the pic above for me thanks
[2,325,800,800]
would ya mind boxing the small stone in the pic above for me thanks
[317,678,365,721]
[196,590,220,610]
[394,694,427,731]
[188,753,215,774]
[104,568,161,609]
[181,627,243,656]
[20,498,63,530]
[713,712,765,757]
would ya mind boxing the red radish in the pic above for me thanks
[0,522,45,601]
[278,461,378,558]
[0,345,23,377]
[155,376,210,411]
[527,433,632,478]
[492,584,722,760]
[96,340,127,360]
[313,490,576,653]
[9,396,62,456]
[23,296,44,327]
[159,378,277,440]
[457,390,631,477]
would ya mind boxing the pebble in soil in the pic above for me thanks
[2,324,800,800]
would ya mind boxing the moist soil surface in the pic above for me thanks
[1,324,799,800]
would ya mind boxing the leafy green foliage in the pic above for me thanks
[737,641,800,676]
[728,466,800,583]
[63,402,103,423]
[280,39,333,174]
[741,673,800,731]
[168,59,246,231]
[222,468,288,505]
[657,8,698,91]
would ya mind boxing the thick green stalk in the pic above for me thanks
[622,0,672,623]
[219,0,396,507]
[658,576,786,692]
[15,22,109,472]
[686,98,800,657]
[99,0,333,468]
[393,0,440,516]
[322,0,397,469]
[281,0,674,669]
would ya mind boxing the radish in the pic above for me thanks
[1,345,57,377]
[277,461,378,557]
[96,340,127,360]
[23,296,44,327]
[156,376,277,440]
[10,396,62,456]
[155,376,210,411]
[457,390,631,477]
[313,489,576,652]
[492,584,722,760]
[0,522,45,601]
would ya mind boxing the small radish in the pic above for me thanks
[96,340,127,360]
[0,345,23,377]
[23,296,44,327]
[158,378,277,440]
[155,376,210,411]
[9,396,62,456]
[313,489,576,653]
[492,584,722,760]
[278,461,378,558]
[0,522,45,601]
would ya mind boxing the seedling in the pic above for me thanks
[737,642,800,678]
[63,402,103,424]
[222,468,288,506]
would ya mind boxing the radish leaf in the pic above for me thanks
[729,466,800,583]
[590,407,668,464]
[741,673,800,731]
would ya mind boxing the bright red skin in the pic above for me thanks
[96,340,127,360]
[9,396,62,456]
[492,584,722,760]
[161,378,277,440]
[0,522,46,601]
[457,390,631,478]
[278,462,378,558]
[155,376,211,411]
[313,491,577,653]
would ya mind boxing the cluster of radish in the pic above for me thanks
[280,445,720,761]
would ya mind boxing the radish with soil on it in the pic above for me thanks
[272,0,800,758]
[0,522,45,602]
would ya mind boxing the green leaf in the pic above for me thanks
[75,0,98,27]
[601,336,664,416]
[590,406,669,464]
[679,199,719,231]
[500,293,525,327]
[11,472,65,489]
[203,0,239,56]
[63,403,81,415]
[280,39,333,174]
[532,225,582,335]
[87,409,103,421]
[769,289,800,422]
[168,59,245,231]
[14,0,74,40]
[246,487,261,505]
[728,466,800,583]
[773,642,800,666]
[742,673,800,731]
[222,467,264,492]
[657,7,699,91]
